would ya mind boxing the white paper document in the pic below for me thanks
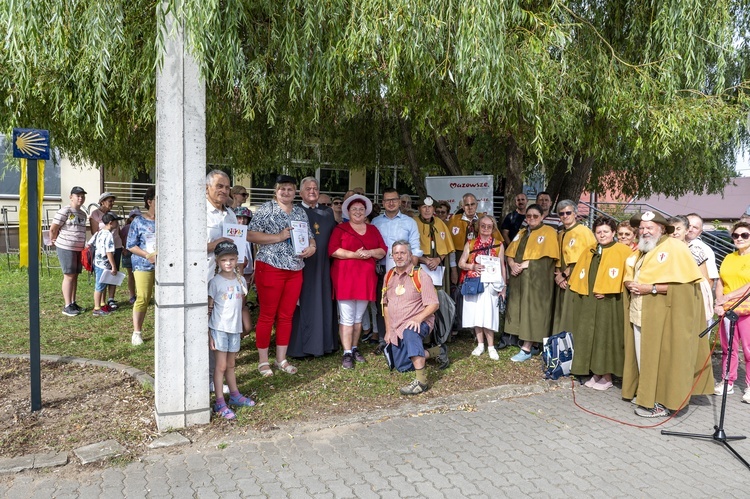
[99,271,126,286]
[290,221,309,254]
[478,255,503,283]
[421,265,444,286]
[222,223,247,263]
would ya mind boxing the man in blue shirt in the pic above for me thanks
[371,187,423,354]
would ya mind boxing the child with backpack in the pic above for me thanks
[92,212,123,316]
[209,241,256,420]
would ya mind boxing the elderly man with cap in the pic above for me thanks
[622,211,714,418]
[90,191,123,310]
[413,196,455,290]
[50,186,89,316]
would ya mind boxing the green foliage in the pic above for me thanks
[0,0,747,198]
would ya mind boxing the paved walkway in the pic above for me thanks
[1,373,749,498]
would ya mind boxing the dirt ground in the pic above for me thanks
[0,353,543,464]
[0,358,158,460]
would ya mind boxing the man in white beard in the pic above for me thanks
[622,211,714,418]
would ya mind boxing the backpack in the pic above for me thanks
[381,266,422,314]
[81,232,98,273]
[542,331,574,380]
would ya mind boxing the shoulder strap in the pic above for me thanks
[411,266,422,293]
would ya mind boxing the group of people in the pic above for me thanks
[50,186,157,347]
[50,175,750,420]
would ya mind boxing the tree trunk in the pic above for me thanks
[433,134,463,176]
[398,116,428,198]
[545,153,594,207]
[503,135,524,218]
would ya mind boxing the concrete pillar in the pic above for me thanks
[154,6,210,430]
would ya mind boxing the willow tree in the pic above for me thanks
[1,1,747,207]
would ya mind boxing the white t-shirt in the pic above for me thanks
[93,230,115,270]
[208,274,247,334]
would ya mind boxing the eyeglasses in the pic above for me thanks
[479,224,494,229]
[435,210,446,215]
[383,198,400,203]
[558,210,573,216]
[320,203,331,207]
[732,232,750,240]
[525,214,541,219]
[237,193,248,197]
[332,201,342,205]
[617,232,632,237]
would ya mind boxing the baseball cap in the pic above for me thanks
[102,213,124,224]
[70,186,87,195]
[214,241,239,257]
[98,192,116,203]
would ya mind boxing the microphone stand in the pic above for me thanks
[661,288,750,471]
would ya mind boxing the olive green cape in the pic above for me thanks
[621,283,714,411]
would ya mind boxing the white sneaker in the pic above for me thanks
[488,347,499,360]
[714,381,734,395]
[743,388,750,404]
[131,331,143,346]
[471,344,485,356]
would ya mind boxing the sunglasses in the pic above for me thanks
[333,201,342,205]
[320,203,331,207]
[558,210,573,216]
[732,232,750,240]
[238,193,248,197]
[525,214,541,219]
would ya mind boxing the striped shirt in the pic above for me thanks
[51,206,88,251]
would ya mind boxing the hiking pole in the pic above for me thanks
[661,289,750,472]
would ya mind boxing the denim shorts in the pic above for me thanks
[210,328,241,353]
[94,267,110,292]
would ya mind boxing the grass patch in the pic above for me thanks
[0,256,543,434]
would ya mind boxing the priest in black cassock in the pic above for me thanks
[289,177,339,357]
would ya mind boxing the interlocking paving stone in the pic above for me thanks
[73,440,125,465]
[148,432,191,449]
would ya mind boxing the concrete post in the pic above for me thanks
[154,6,210,430]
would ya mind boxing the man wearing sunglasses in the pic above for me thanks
[622,211,714,418]
[684,213,719,289]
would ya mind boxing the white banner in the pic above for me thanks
[424,175,494,215]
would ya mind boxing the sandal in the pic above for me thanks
[274,359,297,374]
[258,362,274,377]
[229,393,256,407]
[213,403,236,420]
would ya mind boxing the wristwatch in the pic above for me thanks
[651,284,658,295]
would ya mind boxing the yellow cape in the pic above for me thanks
[624,236,702,284]
[413,216,455,256]
[506,225,560,261]
[558,223,596,269]
[569,242,632,295]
